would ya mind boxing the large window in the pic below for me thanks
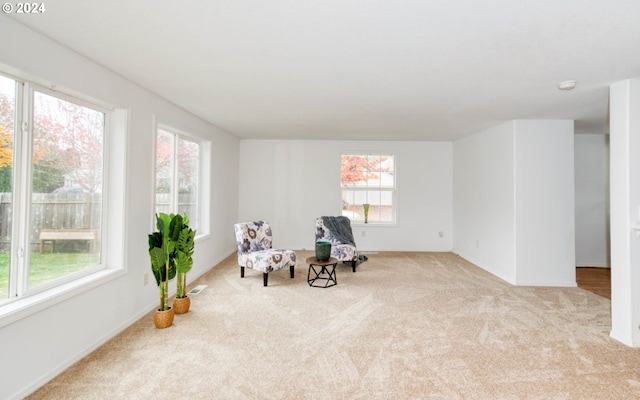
[155,126,200,230]
[0,74,107,301]
[341,154,395,224]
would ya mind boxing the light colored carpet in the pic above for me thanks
[28,251,640,399]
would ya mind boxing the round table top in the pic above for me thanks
[306,256,338,266]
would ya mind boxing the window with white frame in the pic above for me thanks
[341,154,395,224]
[155,126,200,230]
[0,73,108,302]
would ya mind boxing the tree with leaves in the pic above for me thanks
[0,90,103,194]
[0,93,14,192]
[32,92,104,194]
[340,155,388,187]
[155,129,199,194]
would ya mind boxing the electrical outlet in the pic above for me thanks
[362,230,366,237]
[144,273,148,286]
[476,241,480,248]
[438,231,444,238]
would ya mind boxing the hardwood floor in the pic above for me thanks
[576,267,611,299]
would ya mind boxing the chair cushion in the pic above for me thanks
[331,243,358,262]
[241,249,297,274]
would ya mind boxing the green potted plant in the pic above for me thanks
[173,214,196,314]
[148,213,179,328]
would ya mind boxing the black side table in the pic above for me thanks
[306,256,338,288]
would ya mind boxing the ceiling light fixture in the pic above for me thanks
[558,80,577,90]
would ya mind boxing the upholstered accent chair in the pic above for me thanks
[315,216,359,272]
[233,221,296,286]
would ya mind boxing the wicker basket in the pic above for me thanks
[154,307,175,329]
[173,296,191,315]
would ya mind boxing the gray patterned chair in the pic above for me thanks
[233,221,296,286]
[315,216,359,272]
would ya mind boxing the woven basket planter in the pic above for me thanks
[154,307,175,329]
[173,296,191,315]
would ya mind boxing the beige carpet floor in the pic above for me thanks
[28,251,640,399]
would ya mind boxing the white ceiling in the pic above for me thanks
[9,0,640,141]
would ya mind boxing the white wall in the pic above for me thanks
[239,140,453,251]
[0,16,239,400]
[609,78,640,347]
[452,122,517,283]
[513,120,575,286]
[453,120,575,287]
[574,134,610,267]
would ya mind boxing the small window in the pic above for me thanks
[155,126,200,230]
[341,154,395,224]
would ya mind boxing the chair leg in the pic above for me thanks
[240,266,245,278]
[290,265,295,279]
[263,273,268,286]
[352,260,357,273]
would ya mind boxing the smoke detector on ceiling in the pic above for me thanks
[558,80,577,90]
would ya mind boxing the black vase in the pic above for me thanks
[315,241,331,261]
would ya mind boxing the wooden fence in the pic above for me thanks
[0,192,196,251]
[0,193,101,251]
[155,192,198,223]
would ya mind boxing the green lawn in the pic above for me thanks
[0,252,101,298]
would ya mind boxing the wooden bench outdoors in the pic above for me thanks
[39,229,98,253]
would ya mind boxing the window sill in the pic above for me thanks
[0,268,125,329]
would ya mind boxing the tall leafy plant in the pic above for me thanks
[175,214,196,299]
[148,213,180,311]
